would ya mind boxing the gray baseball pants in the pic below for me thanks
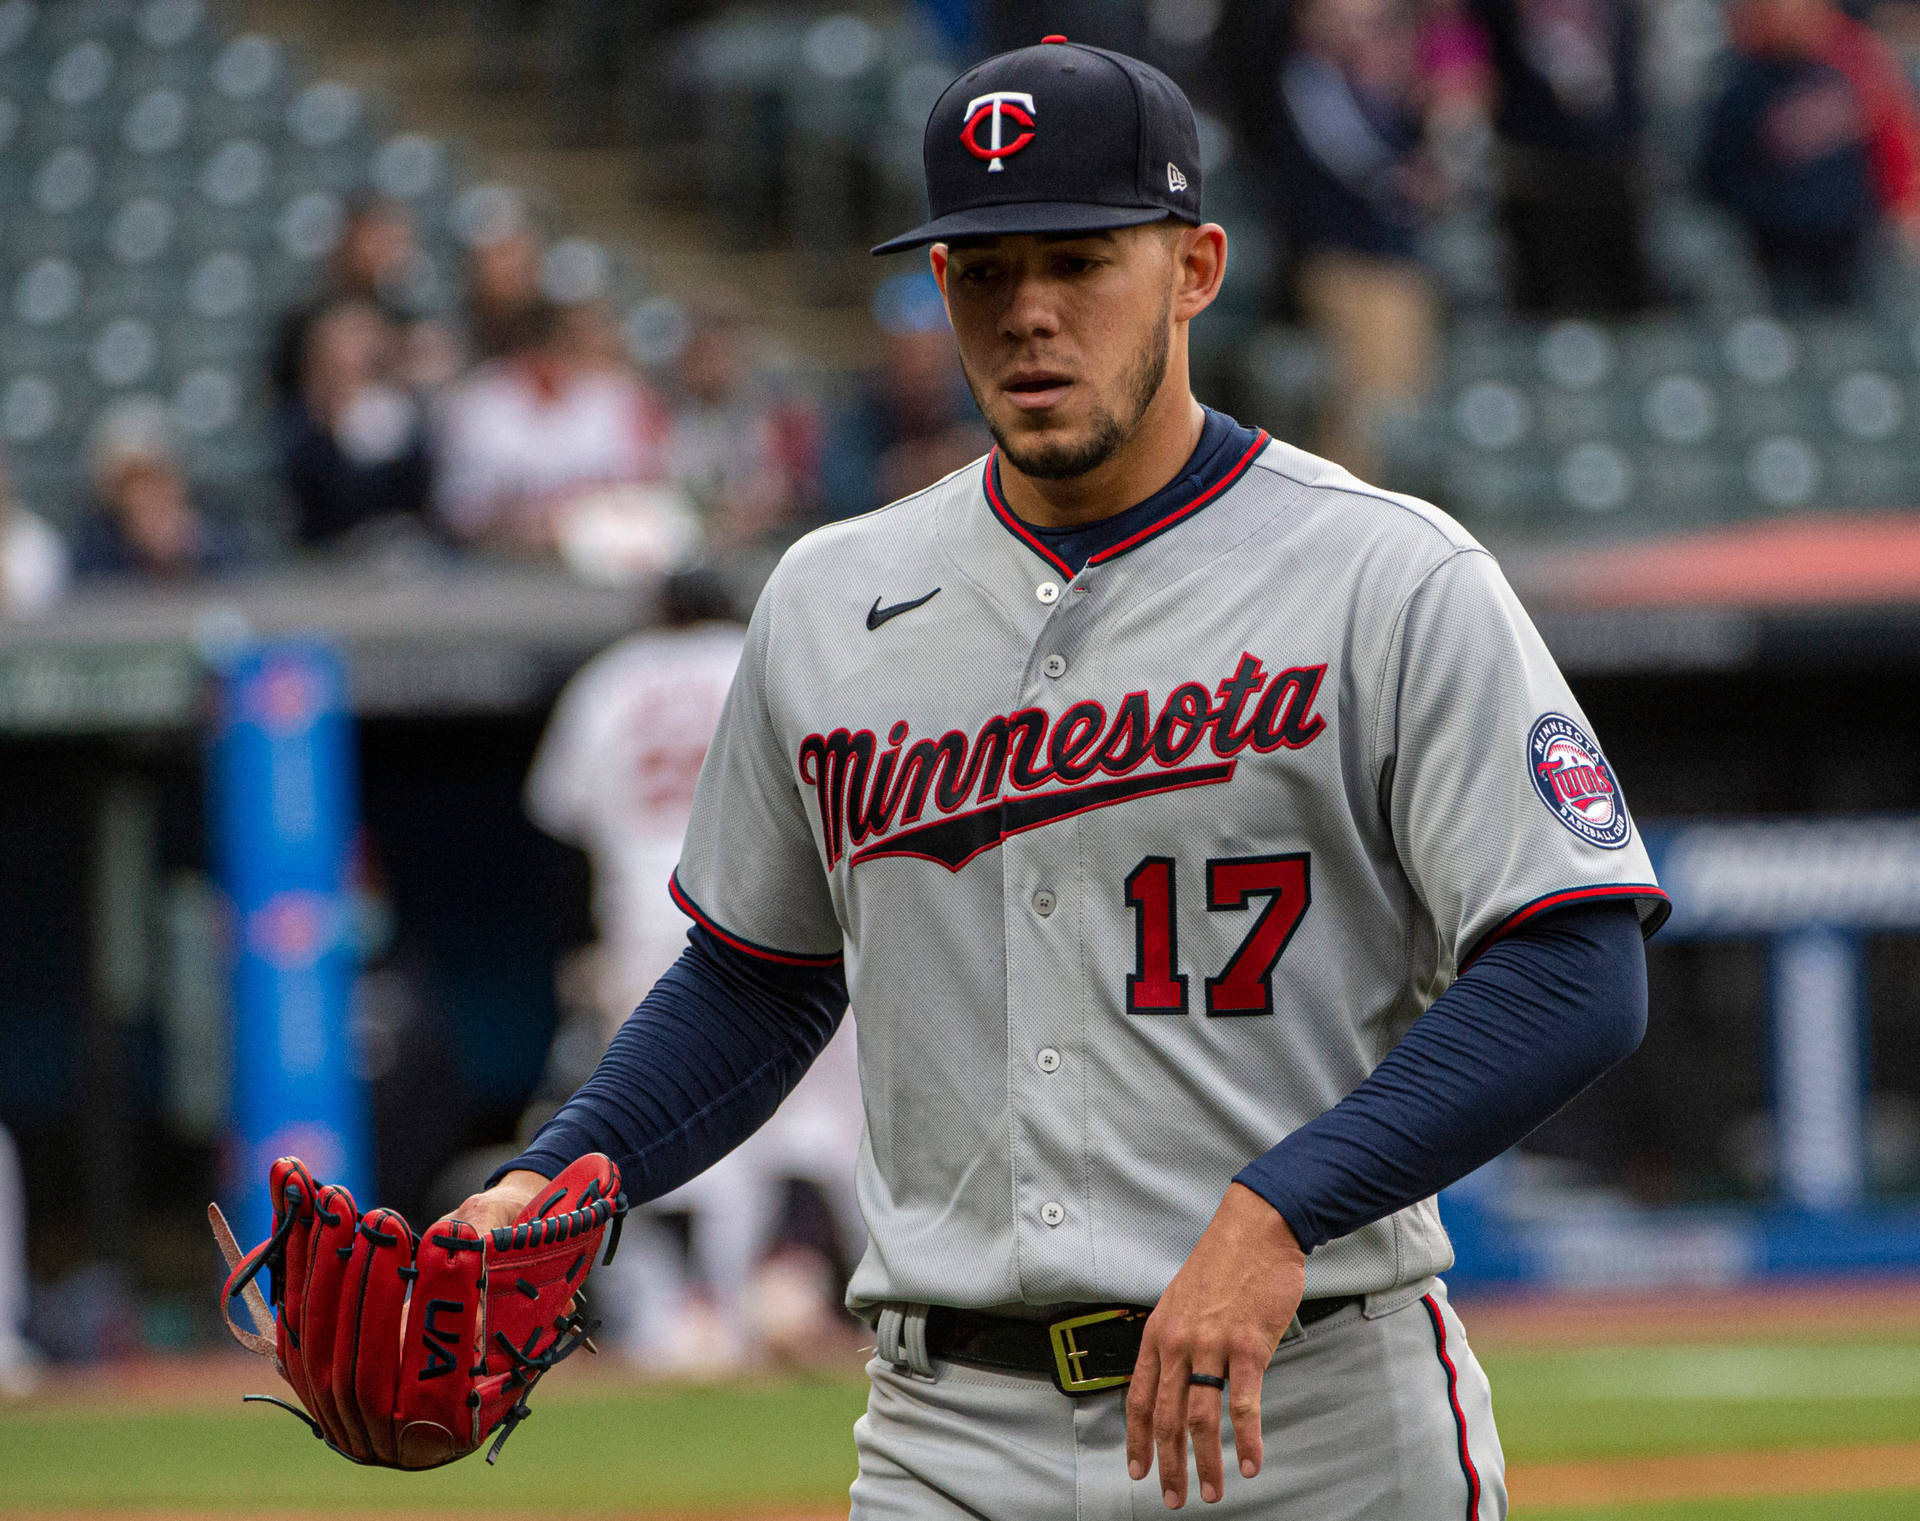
[851,1277,1506,1520]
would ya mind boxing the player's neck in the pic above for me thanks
[997,372,1207,533]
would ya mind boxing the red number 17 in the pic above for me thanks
[1124,853,1311,1018]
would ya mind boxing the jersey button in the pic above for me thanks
[1040,1201,1065,1227]
[1036,1047,1061,1073]
[1032,888,1056,917]
[1036,580,1062,604]
[1041,653,1068,679]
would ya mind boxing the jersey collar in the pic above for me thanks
[983,412,1270,580]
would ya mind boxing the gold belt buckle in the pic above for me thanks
[1048,1308,1133,1393]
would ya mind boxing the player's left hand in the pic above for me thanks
[1125,1182,1305,1508]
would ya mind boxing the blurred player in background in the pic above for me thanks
[525,566,861,1369]
[0,1121,36,1394]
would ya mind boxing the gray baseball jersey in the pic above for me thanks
[673,436,1664,1314]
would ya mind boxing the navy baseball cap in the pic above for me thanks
[871,35,1203,256]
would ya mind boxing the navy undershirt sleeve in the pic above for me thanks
[492,924,847,1200]
[1234,901,1648,1253]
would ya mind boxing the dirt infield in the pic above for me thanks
[1512,1442,1920,1509]
[1455,1276,1920,1351]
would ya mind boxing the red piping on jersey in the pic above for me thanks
[983,456,1075,579]
[1421,1294,1483,1521]
[981,431,1270,578]
[1458,883,1671,974]
[668,872,844,967]
[1086,430,1269,564]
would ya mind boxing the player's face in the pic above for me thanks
[931,226,1183,481]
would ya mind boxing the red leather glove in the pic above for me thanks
[212,1153,626,1468]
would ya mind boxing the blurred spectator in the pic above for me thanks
[466,227,547,364]
[272,196,451,404]
[434,300,673,553]
[555,297,631,371]
[1468,0,1651,314]
[1204,0,1303,264]
[664,292,820,550]
[0,446,68,619]
[819,273,988,519]
[277,297,436,548]
[1421,0,1496,118]
[1277,0,1446,480]
[71,405,245,581]
[1702,0,1920,307]
[1857,0,1920,44]
[921,0,981,53]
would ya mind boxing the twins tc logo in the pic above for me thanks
[961,91,1035,171]
[1528,713,1630,849]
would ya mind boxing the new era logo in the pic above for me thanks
[1167,161,1188,193]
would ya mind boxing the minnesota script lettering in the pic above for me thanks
[797,653,1328,871]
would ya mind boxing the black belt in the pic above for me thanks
[922,1296,1363,1396]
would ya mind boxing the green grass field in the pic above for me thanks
[4,1332,1918,1517]
[1,1377,868,1514]
[1491,1339,1920,1460]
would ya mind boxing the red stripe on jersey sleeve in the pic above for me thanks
[1458,883,1671,973]
[667,872,844,968]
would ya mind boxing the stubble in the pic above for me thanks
[971,291,1173,482]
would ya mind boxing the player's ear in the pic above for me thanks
[928,244,951,307]
[1170,223,1226,324]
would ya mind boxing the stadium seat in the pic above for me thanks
[1722,383,1819,443]
[1440,450,1553,523]
[1635,443,1738,517]
[1535,387,1628,451]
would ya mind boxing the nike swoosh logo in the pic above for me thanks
[866,588,941,630]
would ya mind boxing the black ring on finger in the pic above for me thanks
[1187,1372,1228,1390]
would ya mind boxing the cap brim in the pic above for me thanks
[871,201,1175,256]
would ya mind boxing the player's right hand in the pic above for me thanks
[437,1170,585,1321]
[438,1169,552,1234]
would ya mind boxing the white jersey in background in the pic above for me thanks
[528,619,748,1022]
[528,618,864,1369]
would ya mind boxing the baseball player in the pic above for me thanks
[452,37,1667,1518]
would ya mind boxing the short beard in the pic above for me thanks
[975,296,1172,482]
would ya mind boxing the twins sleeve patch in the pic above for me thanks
[1527,713,1630,849]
